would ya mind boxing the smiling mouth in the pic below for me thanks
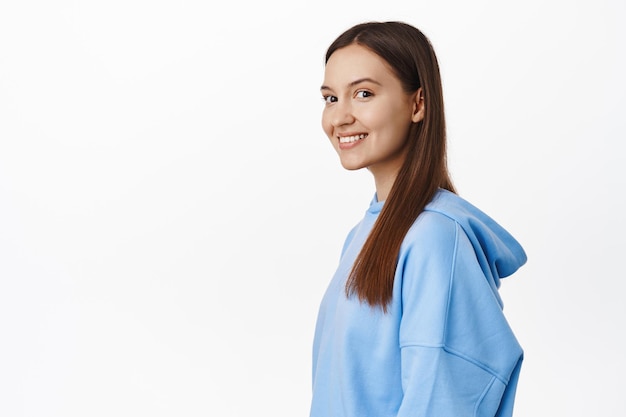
[338,134,368,144]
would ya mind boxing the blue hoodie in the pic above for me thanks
[310,189,526,417]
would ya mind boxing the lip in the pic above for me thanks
[337,132,368,150]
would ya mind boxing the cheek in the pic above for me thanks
[321,111,333,138]
[386,107,414,138]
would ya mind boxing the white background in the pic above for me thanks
[1,0,625,416]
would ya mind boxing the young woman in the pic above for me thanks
[311,22,527,417]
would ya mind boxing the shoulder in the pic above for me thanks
[423,189,484,226]
[402,189,477,243]
[401,189,475,254]
[398,209,461,291]
[397,189,494,280]
[396,190,475,273]
[402,209,459,254]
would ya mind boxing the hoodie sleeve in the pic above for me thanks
[396,212,523,417]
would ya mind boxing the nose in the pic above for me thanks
[331,100,355,127]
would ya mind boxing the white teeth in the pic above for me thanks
[339,134,367,144]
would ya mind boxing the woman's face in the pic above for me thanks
[321,43,423,181]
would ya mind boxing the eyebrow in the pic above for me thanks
[320,77,382,91]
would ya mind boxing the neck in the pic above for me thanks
[368,146,408,203]
[372,171,397,202]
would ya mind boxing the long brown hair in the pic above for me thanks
[325,22,456,312]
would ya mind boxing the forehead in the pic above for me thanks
[323,44,396,86]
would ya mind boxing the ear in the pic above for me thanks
[411,87,425,123]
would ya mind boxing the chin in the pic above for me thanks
[338,158,366,171]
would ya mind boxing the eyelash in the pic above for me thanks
[321,90,374,104]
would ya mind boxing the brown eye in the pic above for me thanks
[323,95,338,104]
[355,90,373,99]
